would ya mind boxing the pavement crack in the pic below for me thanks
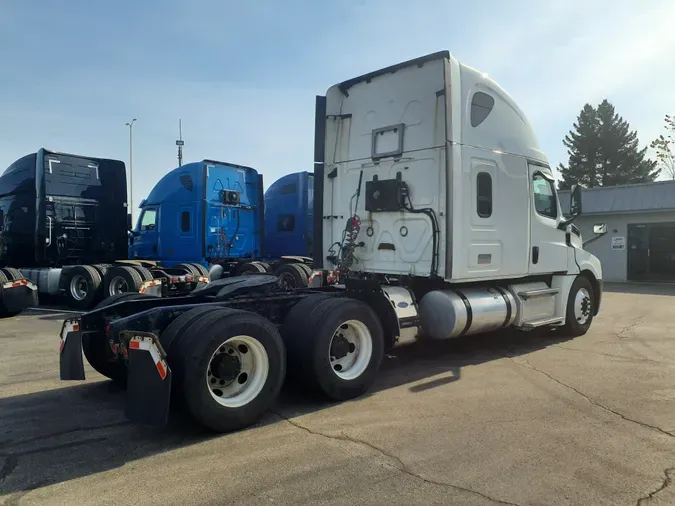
[271,409,522,506]
[551,345,672,365]
[510,358,675,439]
[617,320,643,339]
[637,467,675,505]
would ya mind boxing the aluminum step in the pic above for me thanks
[517,288,559,300]
[521,316,565,328]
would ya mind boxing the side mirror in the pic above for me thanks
[127,213,133,231]
[570,184,582,216]
[583,223,608,247]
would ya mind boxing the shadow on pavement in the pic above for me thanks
[0,327,572,496]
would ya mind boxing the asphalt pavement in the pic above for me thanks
[1,283,674,505]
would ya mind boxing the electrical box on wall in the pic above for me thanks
[365,174,408,213]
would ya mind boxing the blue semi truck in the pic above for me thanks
[0,149,313,312]
[128,159,314,288]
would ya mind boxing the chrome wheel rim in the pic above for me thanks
[574,287,592,325]
[69,275,89,301]
[206,335,269,408]
[277,272,297,289]
[328,320,373,380]
[109,276,129,296]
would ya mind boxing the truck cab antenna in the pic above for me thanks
[176,119,184,167]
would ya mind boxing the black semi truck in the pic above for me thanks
[0,148,208,311]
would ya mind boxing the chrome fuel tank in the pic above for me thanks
[418,287,516,339]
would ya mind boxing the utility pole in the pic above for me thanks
[125,118,137,214]
[176,118,184,167]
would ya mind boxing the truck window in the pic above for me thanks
[470,92,495,127]
[181,211,190,232]
[139,209,157,231]
[476,172,492,218]
[532,174,557,219]
[278,214,295,232]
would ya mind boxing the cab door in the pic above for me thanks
[129,205,159,259]
[528,165,569,274]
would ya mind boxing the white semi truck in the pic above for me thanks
[59,51,603,433]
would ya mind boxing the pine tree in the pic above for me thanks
[557,104,600,190]
[558,100,659,189]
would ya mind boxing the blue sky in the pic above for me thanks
[2,0,674,220]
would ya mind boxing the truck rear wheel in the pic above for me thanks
[236,262,267,276]
[174,263,200,278]
[84,292,159,385]
[281,296,384,401]
[104,266,143,297]
[131,265,154,282]
[171,308,286,432]
[65,265,102,310]
[560,275,595,337]
[1,267,23,281]
[274,263,309,289]
[188,263,210,277]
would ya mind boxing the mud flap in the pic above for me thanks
[1,279,39,314]
[124,333,172,428]
[59,319,85,380]
[139,280,163,297]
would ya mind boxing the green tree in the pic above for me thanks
[649,114,675,180]
[557,99,659,189]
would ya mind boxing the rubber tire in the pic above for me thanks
[83,292,158,386]
[188,263,210,277]
[174,263,200,278]
[560,275,595,337]
[104,266,143,297]
[273,263,309,289]
[235,262,267,276]
[297,263,312,276]
[1,267,23,281]
[131,265,154,282]
[252,262,270,273]
[91,264,110,278]
[65,265,102,310]
[281,296,384,401]
[173,308,286,432]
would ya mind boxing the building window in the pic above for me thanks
[470,92,495,127]
[476,172,492,217]
[278,214,295,232]
[280,183,297,195]
[139,209,157,231]
[532,173,557,219]
[181,211,190,232]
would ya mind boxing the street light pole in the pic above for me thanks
[125,118,137,215]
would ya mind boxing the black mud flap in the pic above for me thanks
[139,280,163,297]
[59,319,85,380]
[1,280,39,314]
[124,332,172,428]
